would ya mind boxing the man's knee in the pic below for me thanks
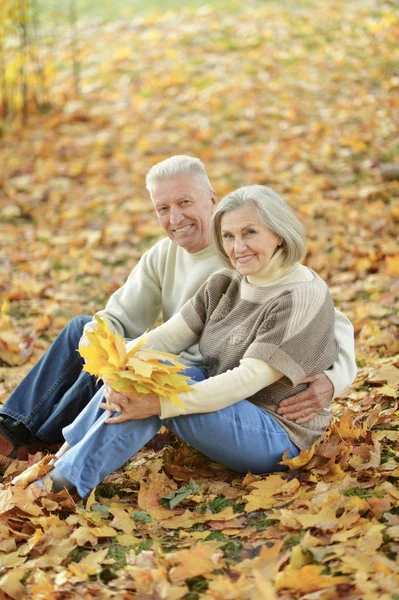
[66,315,92,338]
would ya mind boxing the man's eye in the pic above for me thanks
[246,230,256,235]
[158,207,168,213]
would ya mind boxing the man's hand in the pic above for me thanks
[99,381,161,424]
[276,374,333,424]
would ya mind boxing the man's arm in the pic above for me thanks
[81,242,165,344]
[277,309,357,423]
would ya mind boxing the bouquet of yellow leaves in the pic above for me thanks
[78,316,192,409]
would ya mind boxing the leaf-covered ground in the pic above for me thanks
[0,1,399,598]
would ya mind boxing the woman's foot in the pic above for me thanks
[29,468,76,494]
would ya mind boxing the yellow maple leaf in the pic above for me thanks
[280,444,317,469]
[78,316,191,408]
[98,335,124,368]
[275,564,348,593]
[127,356,155,377]
[168,541,223,583]
[386,255,399,275]
[79,344,108,372]
[11,455,56,489]
[126,336,149,356]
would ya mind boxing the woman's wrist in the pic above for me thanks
[146,394,162,416]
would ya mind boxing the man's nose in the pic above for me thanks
[170,206,183,225]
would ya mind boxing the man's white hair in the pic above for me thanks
[146,155,213,195]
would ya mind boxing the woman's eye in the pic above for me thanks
[222,233,233,239]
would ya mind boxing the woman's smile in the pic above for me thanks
[221,204,282,276]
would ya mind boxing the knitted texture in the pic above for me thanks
[86,238,223,366]
[181,267,339,449]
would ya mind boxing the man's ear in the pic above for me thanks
[210,191,218,206]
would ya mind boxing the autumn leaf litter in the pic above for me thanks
[0,1,399,598]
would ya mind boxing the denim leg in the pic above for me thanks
[61,384,109,447]
[179,365,207,382]
[0,316,93,439]
[60,365,208,448]
[57,405,162,498]
[54,366,208,497]
[35,370,103,444]
[57,397,299,498]
[166,400,299,474]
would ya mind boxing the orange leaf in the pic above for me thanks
[275,564,349,593]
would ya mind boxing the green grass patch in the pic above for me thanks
[70,547,91,563]
[37,0,333,23]
[343,487,372,499]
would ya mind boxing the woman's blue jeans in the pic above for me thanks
[56,367,300,498]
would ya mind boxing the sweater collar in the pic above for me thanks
[183,243,216,261]
[246,248,296,286]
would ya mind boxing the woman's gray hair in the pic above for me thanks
[146,155,213,195]
[211,185,306,269]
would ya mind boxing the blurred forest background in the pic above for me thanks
[0,1,398,598]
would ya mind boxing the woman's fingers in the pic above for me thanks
[104,414,131,424]
[99,402,120,413]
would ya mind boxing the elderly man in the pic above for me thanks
[0,156,356,461]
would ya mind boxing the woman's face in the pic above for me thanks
[221,204,282,276]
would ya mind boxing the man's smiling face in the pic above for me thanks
[151,173,217,253]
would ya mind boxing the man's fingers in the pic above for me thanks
[295,412,318,424]
[298,375,318,384]
[277,401,320,422]
[278,398,316,414]
[278,391,315,407]
[279,409,317,423]
[279,409,313,421]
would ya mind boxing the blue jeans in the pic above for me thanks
[56,367,299,498]
[0,316,102,443]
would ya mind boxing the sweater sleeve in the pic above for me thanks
[81,242,165,342]
[323,308,357,396]
[125,312,199,356]
[244,284,339,386]
[160,357,283,418]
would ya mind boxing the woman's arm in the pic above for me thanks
[125,312,199,355]
[161,358,282,418]
[100,312,199,420]
[103,358,282,423]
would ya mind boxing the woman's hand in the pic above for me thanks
[99,381,161,423]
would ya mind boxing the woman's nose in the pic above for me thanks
[234,237,247,253]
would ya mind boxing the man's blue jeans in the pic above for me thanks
[0,316,102,443]
[56,367,300,498]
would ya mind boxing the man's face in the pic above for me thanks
[151,173,217,253]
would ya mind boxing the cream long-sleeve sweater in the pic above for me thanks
[83,238,356,393]
[126,253,355,449]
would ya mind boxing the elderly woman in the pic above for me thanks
[34,185,339,498]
